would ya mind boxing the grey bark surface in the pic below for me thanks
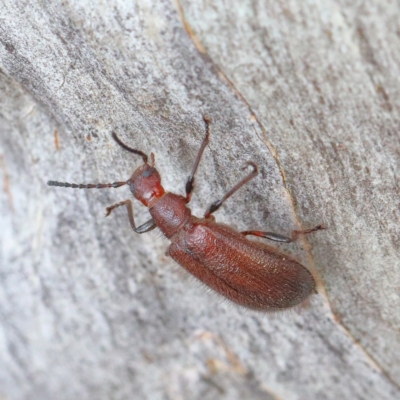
[0,1,399,399]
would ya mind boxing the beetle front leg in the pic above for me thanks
[241,225,326,243]
[105,199,157,234]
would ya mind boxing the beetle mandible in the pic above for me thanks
[48,117,324,311]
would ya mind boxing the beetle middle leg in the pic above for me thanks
[241,225,326,243]
[184,116,212,203]
[204,162,259,218]
[105,199,156,234]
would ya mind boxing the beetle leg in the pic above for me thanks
[105,199,157,234]
[134,218,157,234]
[291,225,326,241]
[185,116,211,203]
[204,162,259,218]
[241,231,292,243]
[241,225,326,243]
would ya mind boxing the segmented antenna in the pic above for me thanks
[47,181,127,189]
[112,132,148,164]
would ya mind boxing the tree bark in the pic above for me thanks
[1,1,399,399]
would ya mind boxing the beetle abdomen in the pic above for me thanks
[169,218,315,311]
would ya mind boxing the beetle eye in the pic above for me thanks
[142,168,156,178]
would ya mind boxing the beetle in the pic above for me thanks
[48,117,324,311]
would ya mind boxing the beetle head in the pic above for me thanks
[128,162,165,207]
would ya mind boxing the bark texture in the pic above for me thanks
[0,1,399,399]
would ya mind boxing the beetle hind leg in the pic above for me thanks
[241,225,326,243]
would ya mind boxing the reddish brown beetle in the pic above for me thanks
[48,117,324,311]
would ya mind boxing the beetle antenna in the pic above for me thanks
[112,132,148,164]
[47,180,127,189]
